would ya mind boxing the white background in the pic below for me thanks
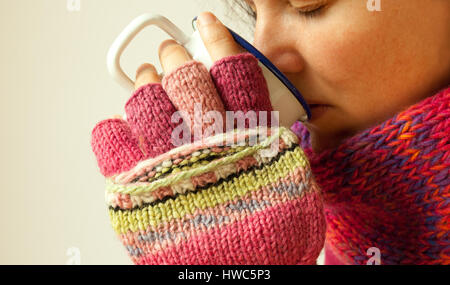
[0,0,325,265]
[0,0,255,265]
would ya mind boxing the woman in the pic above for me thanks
[92,0,449,264]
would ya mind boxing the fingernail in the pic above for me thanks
[198,12,218,26]
[136,63,156,79]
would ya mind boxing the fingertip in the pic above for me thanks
[158,39,192,74]
[136,63,156,78]
[157,39,178,57]
[197,12,242,61]
[91,118,143,177]
[197,11,219,27]
[111,114,124,120]
[135,63,161,90]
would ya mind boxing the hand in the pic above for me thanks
[91,12,325,265]
[93,12,274,176]
[136,12,243,89]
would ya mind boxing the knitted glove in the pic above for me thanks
[91,53,326,265]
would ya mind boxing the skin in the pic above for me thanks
[135,1,450,151]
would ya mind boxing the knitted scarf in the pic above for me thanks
[292,86,450,265]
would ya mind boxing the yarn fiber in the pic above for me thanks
[294,86,450,265]
[91,53,326,265]
[107,128,326,265]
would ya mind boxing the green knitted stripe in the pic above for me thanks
[108,146,308,234]
[106,127,285,195]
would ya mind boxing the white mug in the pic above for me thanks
[107,14,309,126]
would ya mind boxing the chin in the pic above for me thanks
[302,107,356,151]
[309,132,333,152]
[305,125,351,153]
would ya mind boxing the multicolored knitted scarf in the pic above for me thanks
[292,86,450,265]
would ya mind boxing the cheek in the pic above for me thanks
[299,4,421,130]
[303,16,393,96]
[294,0,449,145]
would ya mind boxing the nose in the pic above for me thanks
[252,14,304,74]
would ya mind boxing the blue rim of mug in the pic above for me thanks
[193,16,311,121]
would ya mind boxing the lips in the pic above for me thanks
[309,103,327,108]
[308,103,331,120]
[297,89,331,120]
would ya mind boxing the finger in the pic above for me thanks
[125,83,179,158]
[197,12,243,62]
[211,53,273,113]
[135,63,161,90]
[158,39,192,74]
[162,61,226,137]
[91,118,144,177]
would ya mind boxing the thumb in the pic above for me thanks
[197,12,243,62]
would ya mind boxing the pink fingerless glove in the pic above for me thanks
[91,53,326,265]
[211,53,273,114]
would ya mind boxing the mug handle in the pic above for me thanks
[106,14,190,93]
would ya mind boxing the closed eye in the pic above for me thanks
[296,4,326,18]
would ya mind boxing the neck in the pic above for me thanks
[294,86,449,265]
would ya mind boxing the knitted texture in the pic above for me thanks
[293,86,450,265]
[162,61,226,133]
[92,53,276,176]
[91,52,326,264]
[106,127,326,265]
[125,83,178,158]
[91,119,143,177]
[211,53,273,113]
[210,53,273,127]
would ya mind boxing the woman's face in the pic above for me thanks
[244,0,450,151]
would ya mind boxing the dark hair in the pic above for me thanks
[224,0,256,24]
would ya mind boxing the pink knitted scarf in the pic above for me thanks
[292,86,450,265]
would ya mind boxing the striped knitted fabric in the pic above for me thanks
[92,53,272,176]
[92,53,326,264]
[106,127,326,265]
[292,86,450,265]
